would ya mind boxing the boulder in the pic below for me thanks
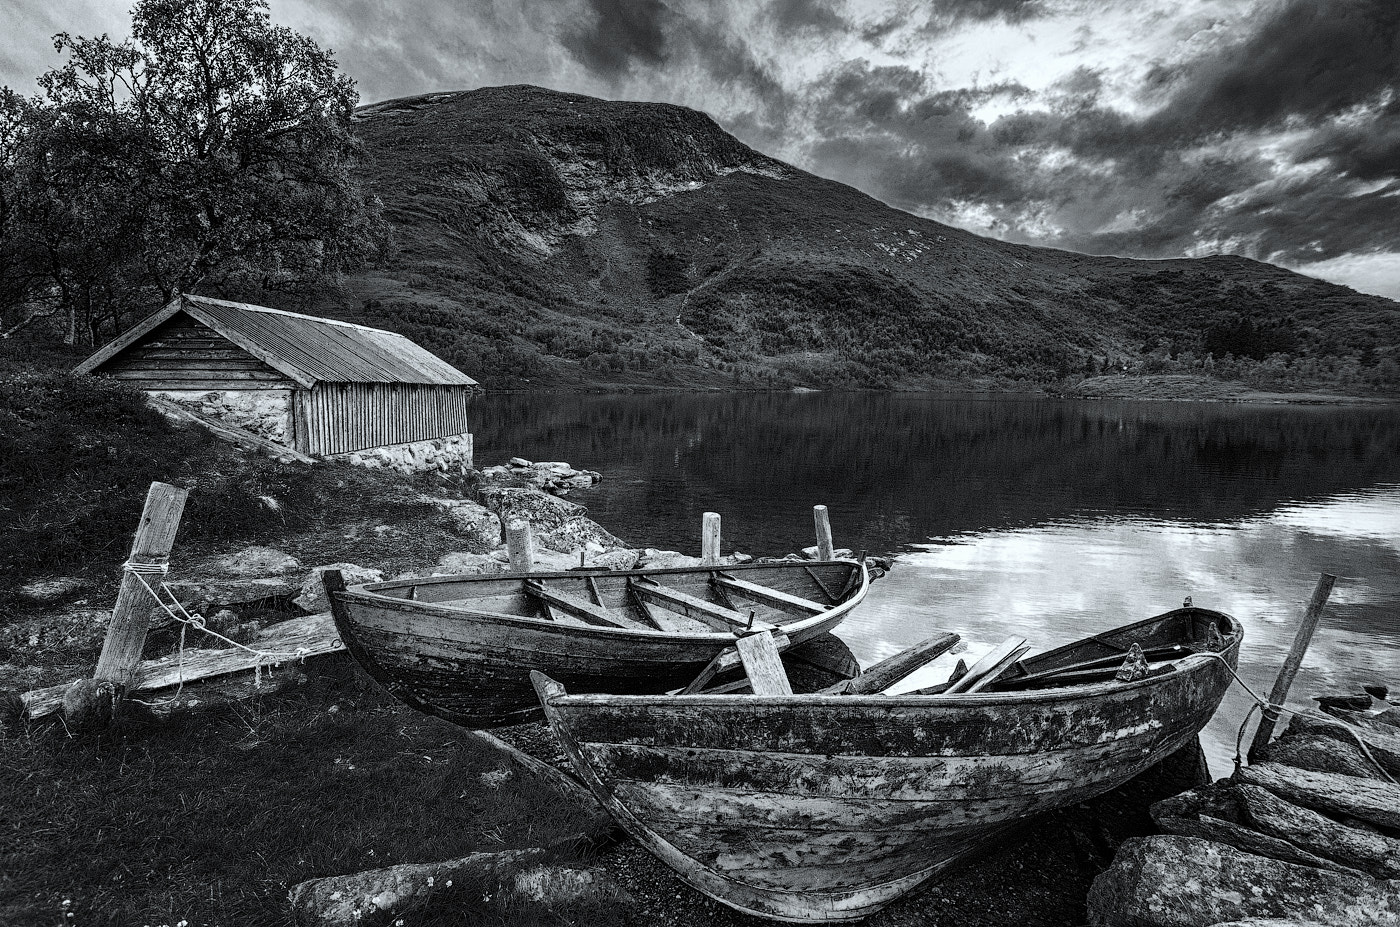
[508,457,532,467]
[424,498,502,552]
[1314,692,1373,712]
[1086,835,1400,927]
[208,546,302,577]
[1207,921,1332,927]
[585,548,640,571]
[289,848,544,927]
[1267,732,1386,779]
[480,487,624,554]
[164,577,300,612]
[512,864,632,907]
[294,564,385,613]
[18,576,86,604]
[435,552,508,575]
[635,549,703,569]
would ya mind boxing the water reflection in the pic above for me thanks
[472,392,1400,773]
[851,485,1400,773]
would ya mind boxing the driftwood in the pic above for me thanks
[1235,763,1400,832]
[22,612,342,720]
[1154,782,1400,879]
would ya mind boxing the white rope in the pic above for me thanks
[123,568,314,704]
[1183,649,1398,784]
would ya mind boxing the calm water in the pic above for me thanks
[471,392,1400,771]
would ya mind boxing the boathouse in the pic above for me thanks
[74,294,480,471]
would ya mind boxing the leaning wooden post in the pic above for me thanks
[93,482,189,688]
[813,505,835,561]
[701,512,721,565]
[1247,572,1337,764]
[506,519,534,573]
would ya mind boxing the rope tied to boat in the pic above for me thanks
[1178,648,1396,783]
[122,566,318,706]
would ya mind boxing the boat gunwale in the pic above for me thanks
[539,609,1241,707]
[339,559,869,643]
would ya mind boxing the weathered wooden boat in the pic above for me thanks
[325,559,868,728]
[533,606,1243,922]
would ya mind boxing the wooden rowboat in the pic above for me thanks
[532,606,1243,922]
[325,559,868,728]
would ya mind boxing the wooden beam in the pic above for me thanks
[943,637,1029,695]
[734,631,793,696]
[525,581,650,630]
[831,632,961,695]
[93,483,189,689]
[714,573,825,615]
[1249,573,1337,763]
[23,612,342,720]
[701,512,721,565]
[506,519,534,573]
[962,645,1032,693]
[630,577,775,632]
[147,397,314,463]
[675,632,793,695]
[813,505,835,561]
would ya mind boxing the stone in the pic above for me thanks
[480,487,625,554]
[1364,684,1389,701]
[294,564,385,613]
[1267,732,1387,780]
[585,549,640,571]
[435,552,508,575]
[1314,692,1373,711]
[424,497,502,553]
[512,865,633,907]
[637,548,705,569]
[508,457,532,467]
[62,678,120,731]
[531,461,573,472]
[209,546,302,577]
[164,577,300,612]
[18,576,86,604]
[289,848,544,927]
[1208,921,1332,927]
[1086,835,1400,927]
[1377,707,1400,728]
[725,551,755,564]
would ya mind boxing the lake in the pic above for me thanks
[471,391,1400,772]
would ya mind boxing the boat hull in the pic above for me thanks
[535,608,1242,922]
[330,560,866,728]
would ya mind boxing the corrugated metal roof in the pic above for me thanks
[179,295,478,387]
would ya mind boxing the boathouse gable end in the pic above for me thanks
[74,295,480,470]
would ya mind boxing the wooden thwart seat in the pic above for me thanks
[630,577,776,633]
[713,573,825,615]
[822,632,961,695]
[525,580,651,631]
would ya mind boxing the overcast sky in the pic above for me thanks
[4,0,1398,298]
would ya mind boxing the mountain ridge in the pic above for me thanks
[326,85,1398,392]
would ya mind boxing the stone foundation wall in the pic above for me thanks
[153,389,293,444]
[333,433,474,474]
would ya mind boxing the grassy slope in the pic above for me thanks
[319,85,1400,393]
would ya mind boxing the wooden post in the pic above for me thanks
[93,482,189,688]
[506,519,534,573]
[701,512,721,565]
[1247,572,1338,764]
[813,505,834,561]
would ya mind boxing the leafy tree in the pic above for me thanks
[1,0,385,345]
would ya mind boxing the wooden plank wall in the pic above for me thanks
[105,316,294,390]
[303,383,473,455]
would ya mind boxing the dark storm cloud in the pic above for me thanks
[925,0,1046,26]
[767,0,849,36]
[1148,0,1400,137]
[561,0,671,78]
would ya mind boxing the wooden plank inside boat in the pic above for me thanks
[631,577,775,632]
[525,580,651,630]
[734,631,793,696]
[713,573,826,615]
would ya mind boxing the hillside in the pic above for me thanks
[323,85,1399,392]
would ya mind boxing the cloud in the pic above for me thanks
[766,0,849,36]
[561,0,671,79]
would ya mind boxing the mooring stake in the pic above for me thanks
[1247,572,1337,764]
